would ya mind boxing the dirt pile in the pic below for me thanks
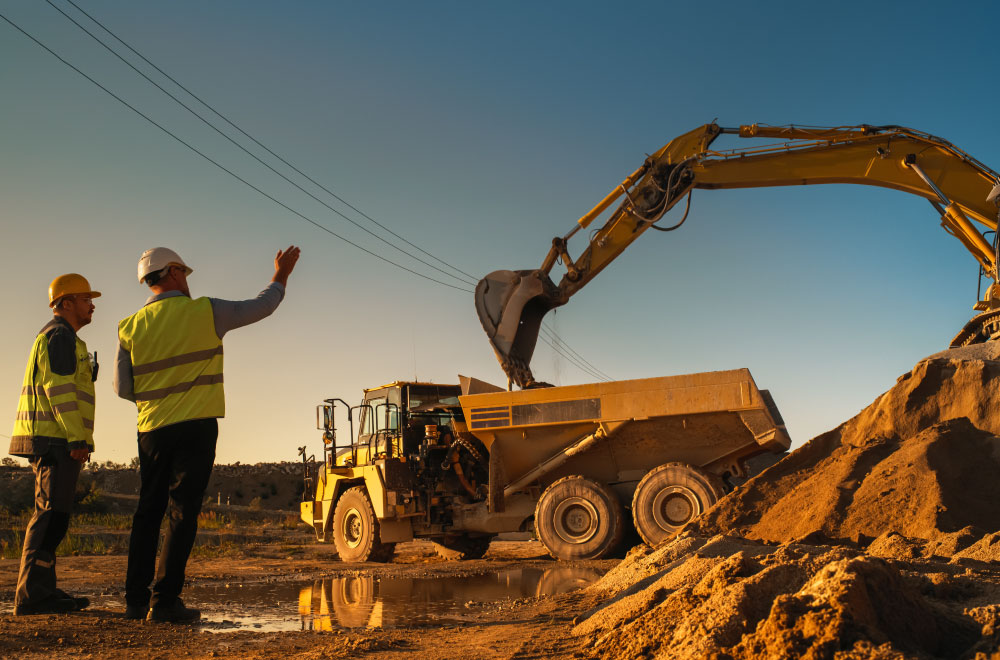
[574,350,1000,659]
[574,534,995,660]
[692,353,1000,547]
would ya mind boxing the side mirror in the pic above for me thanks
[316,404,333,431]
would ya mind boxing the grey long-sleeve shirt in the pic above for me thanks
[113,282,285,401]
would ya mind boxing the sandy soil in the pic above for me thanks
[573,533,1000,659]
[0,540,615,660]
[569,352,1000,660]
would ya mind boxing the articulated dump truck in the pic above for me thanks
[298,369,789,561]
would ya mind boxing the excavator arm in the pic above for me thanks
[476,123,1000,388]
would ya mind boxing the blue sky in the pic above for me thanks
[2,1,999,464]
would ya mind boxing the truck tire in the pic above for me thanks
[535,475,624,560]
[432,534,493,560]
[332,486,396,562]
[631,462,726,548]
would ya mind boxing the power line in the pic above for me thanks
[538,327,602,381]
[538,335,608,382]
[0,11,472,293]
[45,0,476,289]
[44,3,612,379]
[6,7,611,381]
[537,325,611,382]
[540,322,613,380]
[60,0,478,285]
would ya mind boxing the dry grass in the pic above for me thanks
[189,540,244,559]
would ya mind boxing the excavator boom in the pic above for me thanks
[477,123,1000,388]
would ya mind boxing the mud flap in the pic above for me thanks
[378,519,413,544]
[488,441,506,514]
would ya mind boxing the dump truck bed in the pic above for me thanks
[458,369,790,491]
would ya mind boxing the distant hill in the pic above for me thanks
[1,461,309,513]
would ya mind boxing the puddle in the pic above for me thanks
[190,566,606,632]
[1,567,605,631]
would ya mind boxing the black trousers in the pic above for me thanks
[125,418,217,610]
[15,445,81,607]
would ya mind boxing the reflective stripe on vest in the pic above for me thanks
[119,296,225,431]
[11,330,96,450]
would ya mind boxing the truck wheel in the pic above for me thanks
[432,534,493,560]
[332,486,396,562]
[535,476,624,560]
[631,462,725,547]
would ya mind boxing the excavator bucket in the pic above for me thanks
[475,269,565,388]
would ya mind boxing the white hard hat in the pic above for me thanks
[137,247,193,283]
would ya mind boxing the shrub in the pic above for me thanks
[56,533,107,556]
[1,532,23,560]
[0,477,35,515]
[197,510,230,529]
[190,541,243,559]
[281,514,303,530]
[75,479,109,513]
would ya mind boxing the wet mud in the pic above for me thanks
[0,540,615,659]
[77,566,606,633]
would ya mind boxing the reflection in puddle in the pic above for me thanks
[297,567,605,631]
[181,566,604,632]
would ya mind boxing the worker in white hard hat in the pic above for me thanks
[114,245,300,622]
[10,274,99,615]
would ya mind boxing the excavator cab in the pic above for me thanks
[474,269,565,389]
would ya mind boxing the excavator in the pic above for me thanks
[475,123,1000,388]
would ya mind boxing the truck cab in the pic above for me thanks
[300,381,494,562]
[349,382,462,463]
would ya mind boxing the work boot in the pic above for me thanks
[54,589,90,611]
[146,598,201,623]
[123,604,149,620]
[14,594,79,615]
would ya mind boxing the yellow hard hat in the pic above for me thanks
[49,273,102,308]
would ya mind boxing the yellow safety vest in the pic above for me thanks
[119,296,225,432]
[10,319,96,457]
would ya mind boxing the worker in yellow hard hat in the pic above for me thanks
[115,245,300,622]
[10,274,99,615]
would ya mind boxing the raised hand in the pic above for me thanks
[272,246,301,287]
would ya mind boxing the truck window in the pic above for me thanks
[407,385,461,410]
[359,392,401,438]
